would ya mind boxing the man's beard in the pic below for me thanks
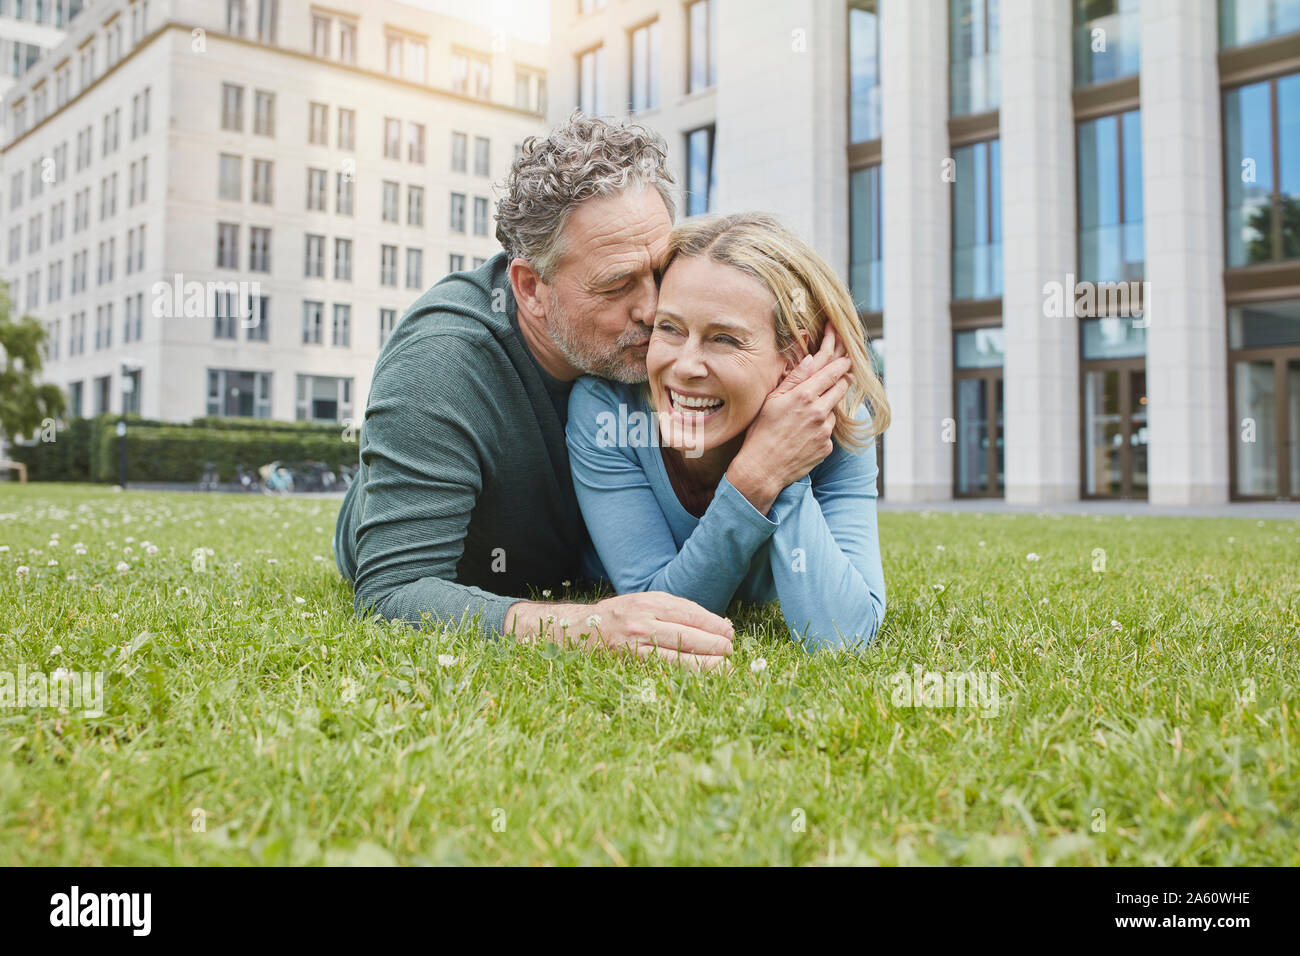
[546,289,649,384]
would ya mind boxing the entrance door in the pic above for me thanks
[1231,351,1300,499]
[955,371,1004,496]
[1082,362,1147,498]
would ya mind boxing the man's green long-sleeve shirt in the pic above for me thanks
[333,253,588,635]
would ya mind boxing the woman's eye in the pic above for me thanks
[715,335,738,346]
[655,321,680,334]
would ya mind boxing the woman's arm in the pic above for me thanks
[768,418,886,651]
[566,378,780,614]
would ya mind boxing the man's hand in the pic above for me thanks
[505,591,735,672]
[726,325,853,515]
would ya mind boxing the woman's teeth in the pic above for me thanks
[669,389,724,415]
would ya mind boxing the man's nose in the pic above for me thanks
[629,275,657,326]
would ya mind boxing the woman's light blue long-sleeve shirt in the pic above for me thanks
[565,376,886,651]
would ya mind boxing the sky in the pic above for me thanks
[400,0,551,44]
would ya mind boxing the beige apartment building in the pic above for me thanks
[1,0,548,424]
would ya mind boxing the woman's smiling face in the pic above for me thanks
[648,255,790,452]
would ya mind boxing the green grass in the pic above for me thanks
[0,483,1297,865]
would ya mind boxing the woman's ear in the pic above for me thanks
[783,328,815,371]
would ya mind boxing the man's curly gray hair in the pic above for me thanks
[495,111,676,282]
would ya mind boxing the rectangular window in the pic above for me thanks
[339,21,357,64]
[221,83,244,131]
[849,1,881,142]
[306,167,327,211]
[950,0,1000,117]
[406,247,423,288]
[336,172,354,215]
[332,303,351,346]
[451,50,491,98]
[450,192,466,232]
[252,159,273,204]
[312,14,330,57]
[449,253,464,273]
[382,181,400,222]
[409,122,426,163]
[380,244,397,286]
[408,185,425,226]
[1073,0,1140,88]
[338,108,355,151]
[688,0,717,93]
[296,374,352,423]
[629,20,660,112]
[407,40,427,84]
[1220,0,1300,48]
[334,237,353,280]
[379,308,397,347]
[249,226,271,272]
[1077,109,1145,282]
[302,300,324,345]
[451,132,467,172]
[214,289,239,339]
[578,46,605,115]
[304,234,324,277]
[308,102,328,145]
[385,118,401,159]
[952,138,1002,299]
[474,136,490,176]
[473,196,490,236]
[685,125,715,216]
[219,153,241,200]
[208,369,272,418]
[1223,72,1300,266]
[254,90,275,136]
[850,164,883,313]
[217,222,239,268]
[246,294,269,341]
[386,34,403,77]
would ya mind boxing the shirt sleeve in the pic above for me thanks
[351,331,519,637]
[565,377,781,615]
[768,409,887,651]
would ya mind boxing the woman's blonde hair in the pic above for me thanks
[661,212,889,449]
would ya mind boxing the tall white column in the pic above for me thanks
[714,0,848,274]
[1000,0,1080,504]
[880,0,951,501]
[1140,0,1229,504]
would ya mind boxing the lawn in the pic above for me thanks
[0,483,1296,866]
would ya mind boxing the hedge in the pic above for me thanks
[9,415,359,483]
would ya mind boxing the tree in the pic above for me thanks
[0,280,66,446]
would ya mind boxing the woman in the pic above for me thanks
[566,213,890,651]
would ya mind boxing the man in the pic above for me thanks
[334,113,842,670]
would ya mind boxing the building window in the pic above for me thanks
[1220,0,1300,48]
[249,226,271,272]
[246,294,269,341]
[252,159,273,204]
[380,244,398,286]
[953,139,1002,300]
[451,50,491,98]
[578,46,605,115]
[312,14,330,58]
[1228,299,1300,498]
[1077,109,1144,283]
[221,83,243,131]
[208,369,272,418]
[217,222,239,269]
[685,125,715,216]
[214,290,239,339]
[687,0,717,93]
[256,0,278,44]
[515,69,547,112]
[254,90,275,136]
[379,308,397,347]
[296,374,352,423]
[336,172,354,215]
[1073,0,1140,88]
[382,181,400,222]
[307,167,327,211]
[339,21,357,64]
[385,118,401,159]
[407,40,427,84]
[950,0,1000,117]
[954,327,1005,497]
[630,20,660,112]
[1223,72,1300,267]
[849,1,881,142]
[449,253,465,273]
[451,132,467,172]
[850,164,883,313]
[219,153,241,200]
[332,303,351,347]
[227,0,247,37]
[409,122,426,163]
[450,193,467,232]
[338,108,356,151]
[386,34,403,77]
[406,247,423,288]
[407,185,425,226]
[308,102,328,145]
[473,196,490,236]
[334,237,352,280]
[305,234,324,277]
[302,300,324,344]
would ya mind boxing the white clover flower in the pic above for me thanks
[543,613,556,625]
[123,546,133,555]
[750,657,768,674]
[1025,552,1041,562]
[125,536,136,544]
[0,545,9,552]
[586,614,602,628]
[562,580,571,588]
[51,667,71,683]
[1110,619,1123,630]
[932,583,945,593]
[47,539,59,548]
[978,541,986,547]
[47,559,58,567]
[266,558,278,564]
[541,589,552,598]
[557,618,571,629]
[936,545,945,551]
[110,613,120,620]
[294,596,306,604]
[1040,597,1048,605]
[48,645,62,657]
[437,654,457,667]
[74,544,87,555]
[313,555,324,562]
[340,677,359,704]
[176,586,190,596]
[16,565,29,577]
[115,561,130,573]
[633,680,657,704]
[145,544,159,556]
